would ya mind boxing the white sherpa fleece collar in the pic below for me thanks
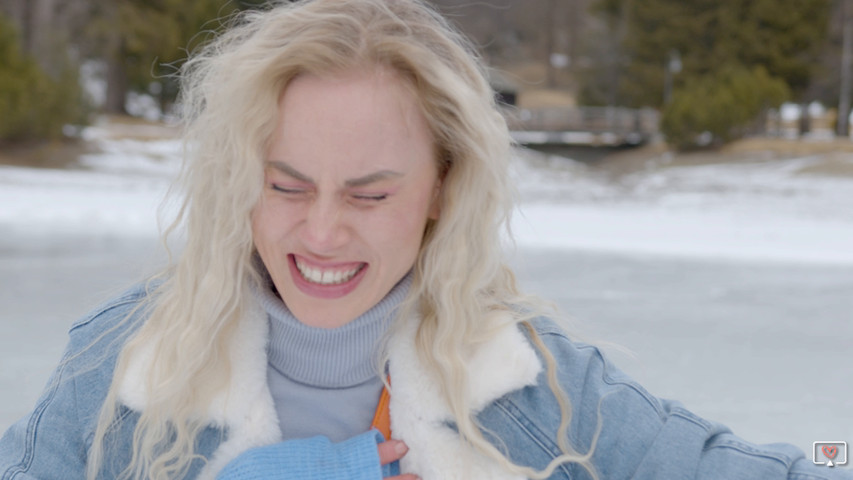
[387,313,541,479]
[117,301,542,480]
[117,300,282,479]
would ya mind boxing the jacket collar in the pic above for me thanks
[387,312,541,479]
[117,300,541,480]
[117,300,282,479]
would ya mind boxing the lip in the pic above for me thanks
[287,254,368,299]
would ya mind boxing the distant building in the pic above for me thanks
[767,102,836,140]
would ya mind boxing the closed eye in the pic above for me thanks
[271,184,309,195]
[352,193,388,201]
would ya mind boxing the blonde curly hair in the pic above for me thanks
[89,1,596,478]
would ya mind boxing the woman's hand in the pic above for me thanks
[377,440,419,480]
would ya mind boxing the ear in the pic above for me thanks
[428,178,442,220]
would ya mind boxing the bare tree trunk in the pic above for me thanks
[838,0,853,136]
[0,0,34,56]
[102,0,127,115]
[566,0,580,95]
[545,0,558,88]
[608,0,631,106]
[6,0,54,60]
[20,0,34,54]
[104,41,128,114]
[32,0,62,73]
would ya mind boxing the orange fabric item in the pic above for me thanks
[371,385,392,440]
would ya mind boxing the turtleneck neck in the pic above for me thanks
[257,272,412,389]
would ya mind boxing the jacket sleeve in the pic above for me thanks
[475,320,852,480]
[0,290,144,480]
[0,345,89,480]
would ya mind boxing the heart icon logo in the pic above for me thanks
[822,445,838,459]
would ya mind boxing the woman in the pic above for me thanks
[0,0,848,479]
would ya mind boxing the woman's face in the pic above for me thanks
[252,68,441,328]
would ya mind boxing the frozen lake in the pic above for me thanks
[1,123,852,458]
[1,235,850,456]
[516,248,853,456]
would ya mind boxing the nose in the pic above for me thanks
[300,196,350,253]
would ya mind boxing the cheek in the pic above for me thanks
[251,199,298,250]
[366,197,435,249]
[250,210,273,260]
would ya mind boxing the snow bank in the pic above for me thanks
[0,125,179,238]
[510,151,853,265]
[3,124,853,265]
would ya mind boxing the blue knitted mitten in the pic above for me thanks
[216,430,398,480]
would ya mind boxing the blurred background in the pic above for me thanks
[1,0,852,461]
[6,0,853,145]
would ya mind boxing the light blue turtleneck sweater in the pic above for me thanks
[255,273,411,442]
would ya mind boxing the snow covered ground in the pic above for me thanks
[1,124,852,458]
[511,148,853,264]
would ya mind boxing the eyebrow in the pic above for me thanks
[267,161,312,183]
[266,161,403,187]
[345,170,403,188]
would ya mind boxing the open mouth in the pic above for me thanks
[293,256,366,285]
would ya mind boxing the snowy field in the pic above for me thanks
[1,123,852,458]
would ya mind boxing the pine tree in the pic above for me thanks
[0,13,85,142]
[585,0,830,108]
[84,0,240,114]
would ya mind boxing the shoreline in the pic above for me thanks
[3,115,853,179]
[555,136,853,179]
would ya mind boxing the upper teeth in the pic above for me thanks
[295,259,363,285]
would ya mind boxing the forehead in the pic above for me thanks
[268,67,435,171]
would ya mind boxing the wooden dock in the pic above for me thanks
[505,106,659,147]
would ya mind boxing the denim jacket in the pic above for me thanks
[1,284,849,480]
